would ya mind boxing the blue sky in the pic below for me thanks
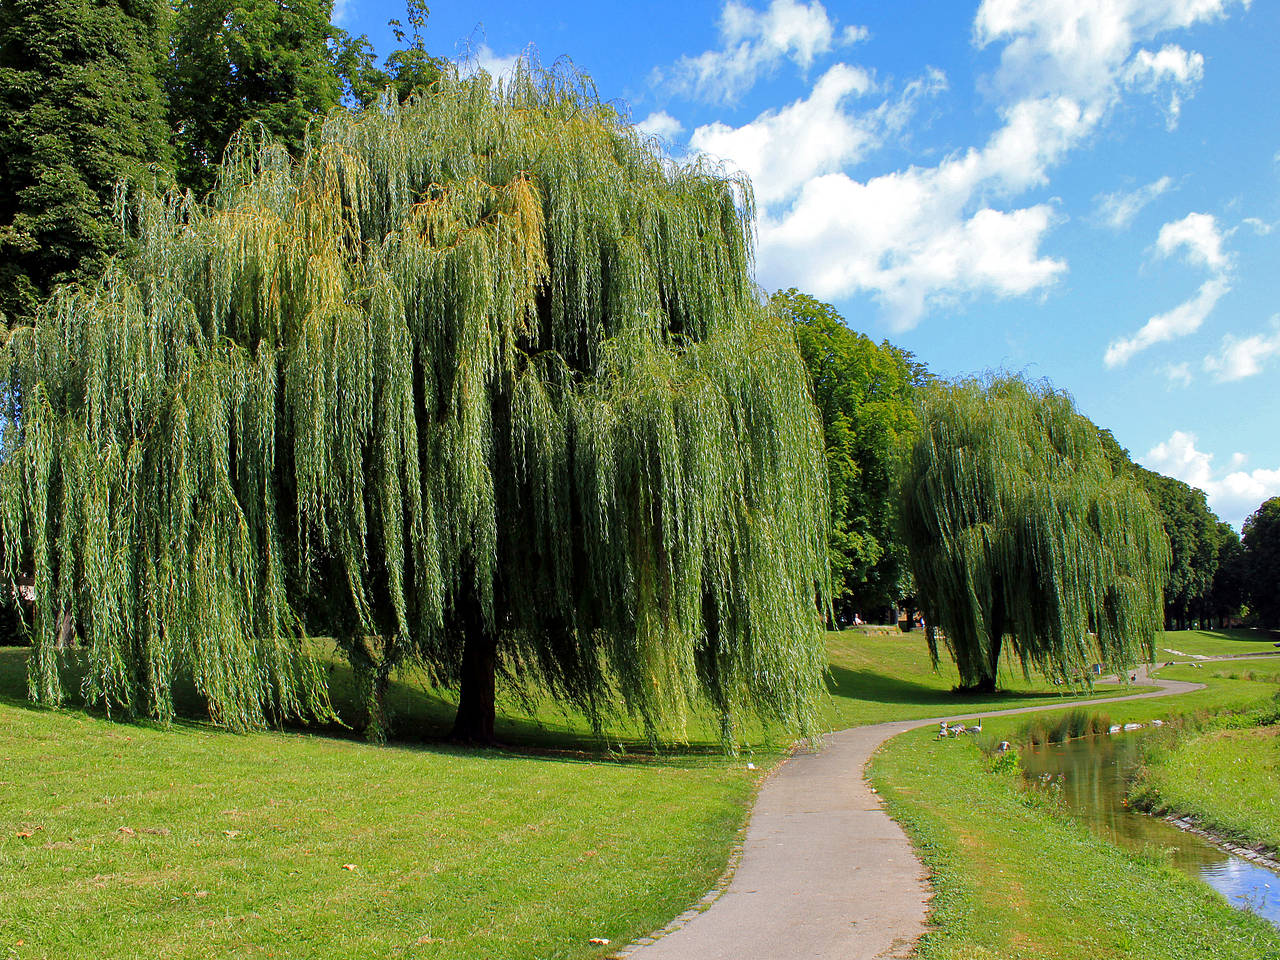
[338,0,1280,529]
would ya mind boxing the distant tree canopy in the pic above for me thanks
[1243,497,1280,629]
[899,376,1170,693]
[168,0,347,196]
[0,67,830,748]
[773,289,924,622]
[1,0,446,328]
[0,0,173,325]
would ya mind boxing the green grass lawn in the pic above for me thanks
[1153,627,1280,659]
[818,627,1124,728]
[0,627,1110,959]
[1,648,760,960]
[2,627,1268,959]
[868,652,1280,960]
[1131,722,1280,854]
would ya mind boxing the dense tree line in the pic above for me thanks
[1242,498,1280,629]
[773,290,926,625]
[0,0,442,326]
[1098,430,1262,630]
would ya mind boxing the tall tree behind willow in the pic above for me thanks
[899,376,1169,692]
[1097,428,1232,629]
[0,66,830,747]
[167,0,345,197]
[1242,497,1280,629]
[772,289,925,623]
[168,0,447,197]
[0,0,173,326]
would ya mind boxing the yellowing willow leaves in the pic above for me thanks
[0,65,829,748]
[899,375,1170,693]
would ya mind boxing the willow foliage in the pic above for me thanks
[899,375,1169,691]
[0,65,829,746]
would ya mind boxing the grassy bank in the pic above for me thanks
[1130,701,1280,854]
[868,656,1280,959]
[1,628,1102,960]
[818,627,1121,729]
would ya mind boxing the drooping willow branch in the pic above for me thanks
[0,63,829,746]
[898,375,1169,691]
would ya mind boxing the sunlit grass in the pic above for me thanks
[870,652,1280,959]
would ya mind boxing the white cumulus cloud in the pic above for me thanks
[661,0,869,103]
[635,111,685,142]
[1157,212,1231,271]
[1123,44,1205,127]
[974,0,1242,107]
[683,0,1243,328]
[459,44,525,80]
[1203,317,1280,381]
[1143,430,1280,529]
[1104,276,1230,367]
[1104,212,1233,367]
[1094,176,1174,230]
[690,64,876,206]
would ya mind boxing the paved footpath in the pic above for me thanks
[623,664,1209,960]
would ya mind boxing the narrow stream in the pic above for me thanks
[1021,733,1280,928]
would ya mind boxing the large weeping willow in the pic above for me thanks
[0,65,829,746]
[899,375,1169,693]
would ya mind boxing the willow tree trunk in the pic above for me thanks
[975,633,1002,694]
[452,627,497,744]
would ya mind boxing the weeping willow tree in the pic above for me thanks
[0,64,829,747]
[898,375,1169,693]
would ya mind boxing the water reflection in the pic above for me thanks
[1021,734,1280,928]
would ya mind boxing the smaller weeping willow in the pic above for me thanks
[898,375,1170,692]
[0,63,830,748]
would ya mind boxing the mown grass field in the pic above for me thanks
[869,652,1280,960]
[3,628,1263,959]
[0,627,1103,960]
[1153,627,1280,660]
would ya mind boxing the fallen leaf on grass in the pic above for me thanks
[117,826,135,836]
[16,825,42,838]
[342,864,357,871]
[414,935,443,945]
[223,830,240,839]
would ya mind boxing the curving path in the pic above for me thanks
[622,664,1207,960]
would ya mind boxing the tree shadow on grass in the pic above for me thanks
[825,661,1077,708]
[0,644,740,766]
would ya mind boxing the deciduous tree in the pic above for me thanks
[772,289,924,623]
[899,376,1169,692]
[0,67,829,748]
[0,0,172,324]
[1243,497,1280,629]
